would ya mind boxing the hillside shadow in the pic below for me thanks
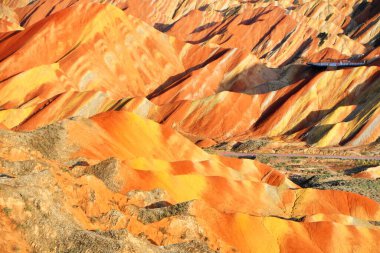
[187,14,240,44]
[288,175,317,188]
[198,4,209,11]
[344,0,380,46]
[147,61,314,103]
[191,22,218,34]
[284,110,332,137]
[145,201,172,209]
[250,77,312,131]
[147,48,229,100]
[218,63,320,95]
[252,66,379,144]
[290,69,380,145]
[239,9,271,25]
[344,166,373,176]
[154,23,175,33]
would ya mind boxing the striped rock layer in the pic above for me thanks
[0,1,379,252]
[0,0,379,147]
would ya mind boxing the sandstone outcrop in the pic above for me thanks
[0,1,379,252]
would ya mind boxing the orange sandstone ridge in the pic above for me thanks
[0,0,379,146]
[0,111,379,252]
[0,1,379,252]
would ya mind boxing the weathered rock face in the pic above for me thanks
[0,112,379,253]
[1,0,379,147]
[0,0,379,252]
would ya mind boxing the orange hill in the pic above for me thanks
[0,1,379,252]
[0,111,379,252]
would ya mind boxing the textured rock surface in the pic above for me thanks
[1,0,379,147]
[0,112,379,253]
[0,0,379,252]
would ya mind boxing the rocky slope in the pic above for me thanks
[1,0,379,147]
[0,0,379,252]
[0,111,379,253]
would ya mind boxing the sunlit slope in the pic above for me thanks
[65,111,380,217]
[0,2,247,130]
[124,1,372,67]
[9,0,377,65]
[1,111,378,252]
[2,1,379,147]
[123,63,380,147]
[0,3,185,96]
[0,1,379,252]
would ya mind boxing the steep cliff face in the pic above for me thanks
[0,1,379,252]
